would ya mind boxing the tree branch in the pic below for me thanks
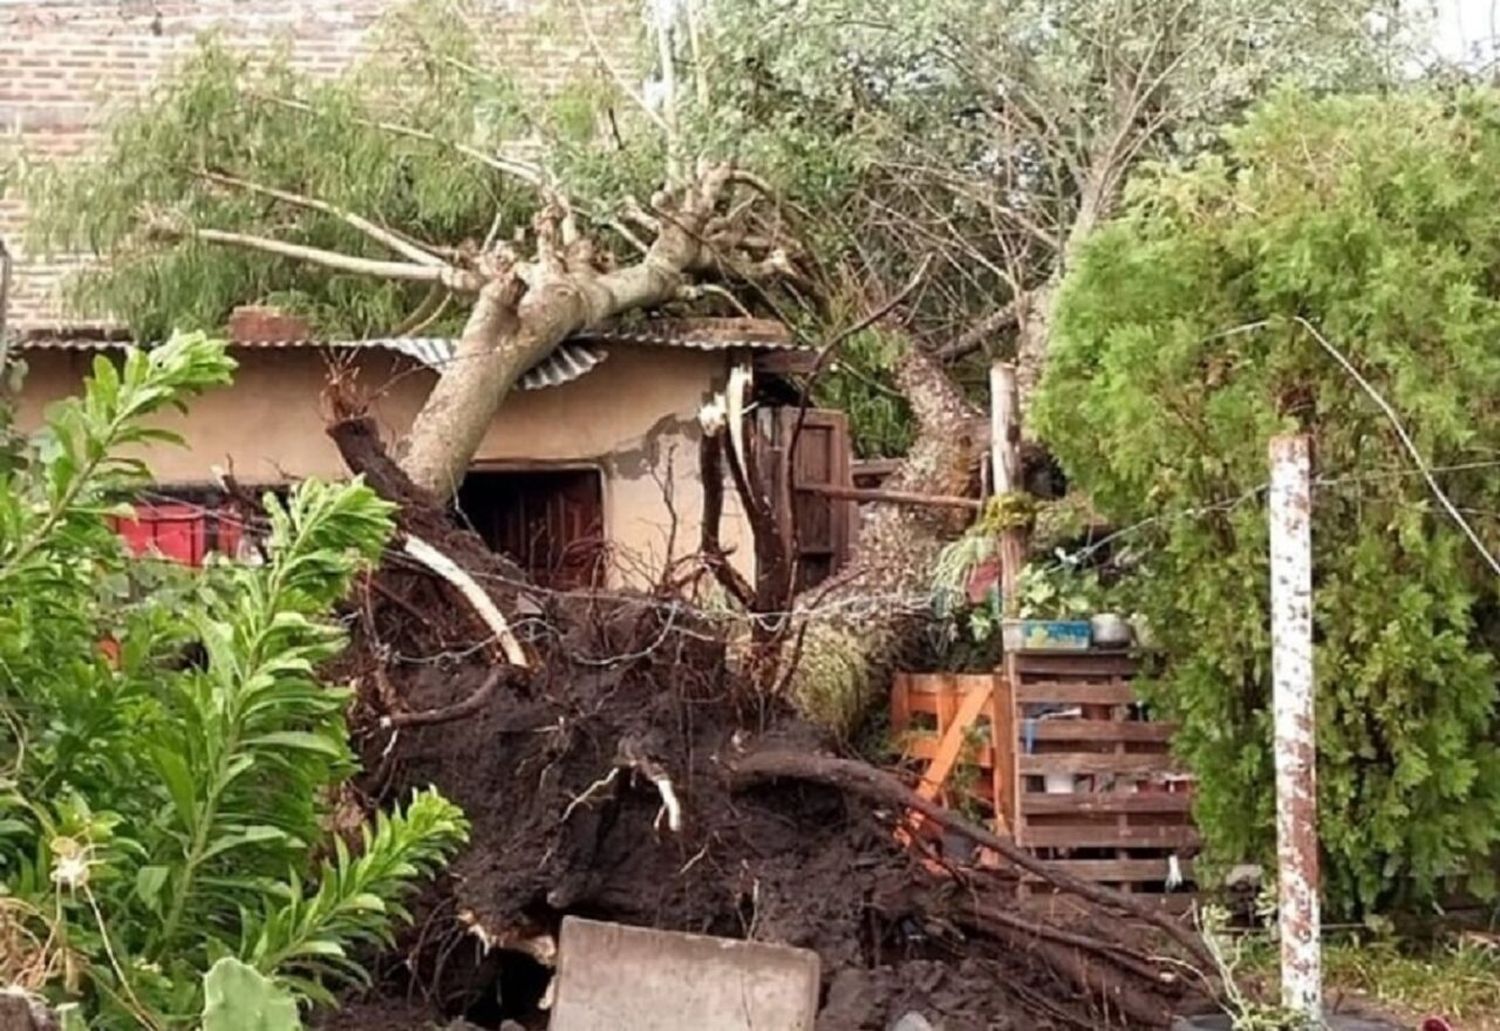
[154,223,455,285]
[196,169,448,268]
[937,300,1020,360]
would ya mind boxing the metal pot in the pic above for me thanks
[1090,612,1132,648]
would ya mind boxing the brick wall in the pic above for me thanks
[0,0,639,329]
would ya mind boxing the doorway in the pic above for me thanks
[456,468,606,589]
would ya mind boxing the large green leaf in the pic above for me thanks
[202,957,302,1031]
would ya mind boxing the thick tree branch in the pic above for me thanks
[937,300,1020,361]
[399,163,746,498]
[730,751,1215,971]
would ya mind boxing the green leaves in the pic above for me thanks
[243,789,468,1004]
[201,958,302,1031]
[0,342,460,1027]
[1036,89,1500,917]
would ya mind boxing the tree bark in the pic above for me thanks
[781,341,980,732]
[399,169,739,499]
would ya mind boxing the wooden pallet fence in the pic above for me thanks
[890,654,1198,899]
[1013,652,1196,897]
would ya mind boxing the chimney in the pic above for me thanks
[228,305,312,344]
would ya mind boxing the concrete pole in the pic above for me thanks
[1268,434,1321,1020]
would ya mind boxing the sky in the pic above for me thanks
[1431,0,1499,64]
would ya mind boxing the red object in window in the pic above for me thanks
[114,503,208,566]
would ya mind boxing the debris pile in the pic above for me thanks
[307,416,1214,1029]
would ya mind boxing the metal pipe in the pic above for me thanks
[1268,433,1321,1019]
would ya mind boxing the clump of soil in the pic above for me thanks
[326,580,1199,1030]
[315,417,1205,1029]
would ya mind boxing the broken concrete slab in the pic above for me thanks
[550,916,820,1031]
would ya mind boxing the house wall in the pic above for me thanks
[14,344,755,588]
[0,0,638,327]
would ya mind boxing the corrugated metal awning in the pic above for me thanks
[8,318,801,392]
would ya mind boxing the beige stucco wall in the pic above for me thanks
[14,344,754,588]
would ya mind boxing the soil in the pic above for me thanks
[312,578,1197,1030]
[309,420,1204,1029]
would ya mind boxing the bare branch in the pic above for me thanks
[154,223,454,284]
[196,169,448,268]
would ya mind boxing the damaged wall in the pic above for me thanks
[14,345,755,588]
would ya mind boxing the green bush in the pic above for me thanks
[1034,90,1500,916]
[0,333,467,1026]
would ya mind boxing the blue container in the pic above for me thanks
[1001,619,1092,653]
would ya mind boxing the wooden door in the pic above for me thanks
[753,407,855,590]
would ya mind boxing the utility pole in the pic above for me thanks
[1268,434,1321,1020]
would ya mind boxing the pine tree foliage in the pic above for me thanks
[1034,90,1500,916]
[0,335,467,1026]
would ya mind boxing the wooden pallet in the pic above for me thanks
[890,672,1016,837]
[890,655,1198,900]
[1013,652,1196,897]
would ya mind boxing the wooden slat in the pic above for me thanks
[1014,653,1137,677]
[1020,824,1200,848]
[1015,681,1138,705]
[1019,753,1184,776]
[989,674,1018,837]
[916,683,992,801]
[906,737,996,768]
[1026,720,1174,743]
[1024,858,1196,882]
[1022,792,1193,816]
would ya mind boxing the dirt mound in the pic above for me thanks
[313,418,1206,1028]
[323,580,1202,1029]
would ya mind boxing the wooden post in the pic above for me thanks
[990,362,1026,616]
[1269,434,1321,1020]
[991,362,1027,847]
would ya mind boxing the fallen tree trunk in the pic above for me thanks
[779,342,981,732]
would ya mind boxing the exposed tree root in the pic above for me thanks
[730,748,1216,973]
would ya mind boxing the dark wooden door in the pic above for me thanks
[457,469,606,588]
[753,407,855,590]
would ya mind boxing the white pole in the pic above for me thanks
[1268,434,1321,1020]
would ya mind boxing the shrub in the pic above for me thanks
[0,333,467,1027]
[1034,90,1500,916]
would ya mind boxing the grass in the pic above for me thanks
[1322,934,1500,1028]
[1234,930,1500,1028]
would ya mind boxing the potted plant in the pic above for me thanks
[1000,563,1099,652]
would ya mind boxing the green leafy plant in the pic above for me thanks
[1035,89,1500,916]
[0,333,468,1027]
[1011,563,1101,621]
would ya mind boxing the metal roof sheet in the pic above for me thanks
[8,319,800,392]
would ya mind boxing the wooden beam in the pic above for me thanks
[1019,753,1186,776]
[1027,720,1175,743]
[1024,858,1196,882]
[1015,681,1138,705]
[1022,792,1192,816]
[1018,824,1200,849]
[794,482,981,511]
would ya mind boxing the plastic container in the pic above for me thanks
[1001,619,1092,652]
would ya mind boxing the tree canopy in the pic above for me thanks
[1035,88,1500,915]
[20,0,1417,459]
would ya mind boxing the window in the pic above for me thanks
[456,468,606,589]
